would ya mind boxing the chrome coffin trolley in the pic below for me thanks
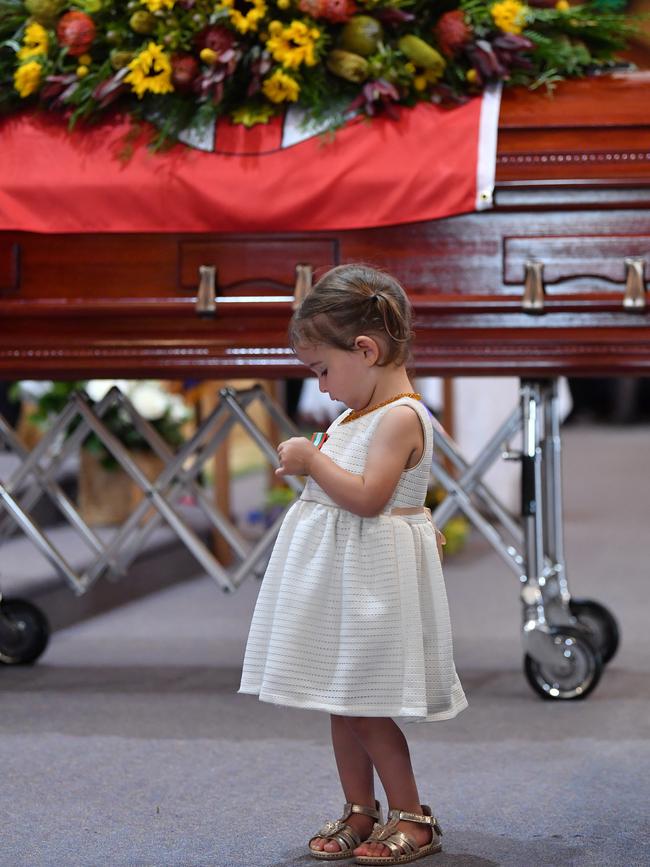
[0,379,618,701]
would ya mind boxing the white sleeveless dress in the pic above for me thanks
[238,396,468,723]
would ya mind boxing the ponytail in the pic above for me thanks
[289,264,414,367]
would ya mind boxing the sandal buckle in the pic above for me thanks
[319,818,344,836]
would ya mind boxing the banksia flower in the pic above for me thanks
[298,0,357,23]
[171,54,199,90]
[56,11,97,57]
[434,10,471,58]
[194,25,237,59]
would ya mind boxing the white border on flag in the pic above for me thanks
[475,82,502,211]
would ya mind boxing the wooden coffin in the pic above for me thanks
[1,72,650,379]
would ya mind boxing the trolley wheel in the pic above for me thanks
[524,626,603,701]
[569,598,620,665]
[0,598,50,665]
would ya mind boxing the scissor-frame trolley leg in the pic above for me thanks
[430,378,619,700]
[0,384,305,663]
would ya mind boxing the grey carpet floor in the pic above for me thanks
[1,423,649,867]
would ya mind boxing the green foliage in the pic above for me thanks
[0,0,634,147]
[526,4,633,53]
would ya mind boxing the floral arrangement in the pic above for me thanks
[0,0,632,145]
[13,379,191,467]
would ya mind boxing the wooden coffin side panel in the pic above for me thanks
[0,239,19,294]
[3,76,650,377]
[3,194,650,378]
[4,308,650,378]
[0,234,340,302]
[178,238,338,295]
[4,200,650,313]
[338,202,650,304]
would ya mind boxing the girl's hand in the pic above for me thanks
[275,437,317,477]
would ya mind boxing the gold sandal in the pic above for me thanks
[308,800,383,861]
[354,805,442,865]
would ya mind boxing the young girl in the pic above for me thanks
[238,264,467,865]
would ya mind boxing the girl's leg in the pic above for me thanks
[343,717,434,859]
[310,714,377,854]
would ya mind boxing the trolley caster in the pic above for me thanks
[569,598,619,665]
[524,625,603,701]
[0,598,50,665]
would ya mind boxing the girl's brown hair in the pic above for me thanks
[288,264,414,367]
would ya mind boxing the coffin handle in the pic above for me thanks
[293,263,313,309]
[623,257,646,311]
[196,265,217,317]
[522,260,545,313]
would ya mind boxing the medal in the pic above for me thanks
[310,432,329,449]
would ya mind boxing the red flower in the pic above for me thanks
[171,54,199,91]
[434,11,471,58]
[56,11,96,58]
[298,0,357,23]
[194,25,236,58]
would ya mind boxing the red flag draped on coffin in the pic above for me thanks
[0,92,499,234]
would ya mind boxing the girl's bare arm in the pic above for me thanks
[276,406,423,517]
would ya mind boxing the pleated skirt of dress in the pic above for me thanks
[238,499,467,722]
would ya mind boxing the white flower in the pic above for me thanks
[168,393,191,424]
[17,380,54,400]
[85,379,129,403]
[128,381,169,421]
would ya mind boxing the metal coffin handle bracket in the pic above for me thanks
[522,260,545,314]
[196,265,217,317]
[293,263,313,309]
[623,257,646,311]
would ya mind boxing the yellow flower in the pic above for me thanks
[277,0,290,8]
[140,0,176,11]
[413,75,427,91]
[14,61,42,98]
[125,42,174,98]
[218,0,267,34]
[266,19,320,69]
[231,103,276,126]
[490,0,527,34]
[466,68,478,84]
[17,22,48,61]
[262,69,299,102]
[76,64,89,77]
[79,54,92,65]
[555,0,569,9]
[200,47,218,64]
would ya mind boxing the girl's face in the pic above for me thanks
[295,340,378,410]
